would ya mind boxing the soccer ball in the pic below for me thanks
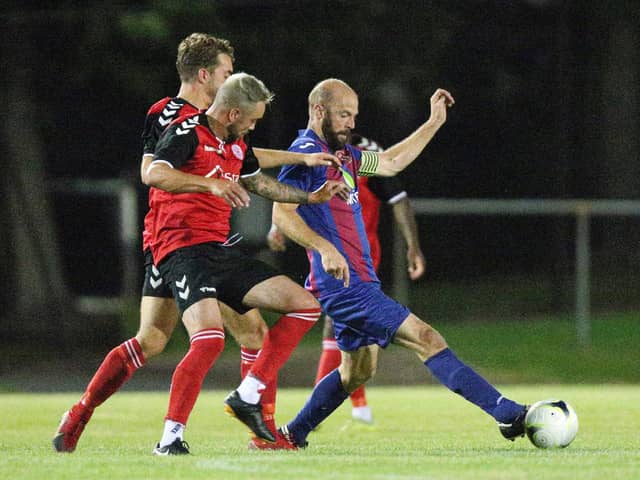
[524,399,579,448]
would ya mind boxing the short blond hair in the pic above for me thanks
[213,72,274,112]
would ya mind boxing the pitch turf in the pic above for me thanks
[3,385,639,480]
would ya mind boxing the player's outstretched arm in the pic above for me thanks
[144,162,251,208]
[392,197,426,280]
[240,172,349,204]
[273,202,350,287]
[363,89,454,177]
[253,148,341,169]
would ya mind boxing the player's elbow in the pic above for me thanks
[141,169,153,187]
[143,162,171,189]
[375,153,404,177]
[140,155,153,185]
[376,162,402,177]
[142,167,160,187]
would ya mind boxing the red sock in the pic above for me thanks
[350,385,368,407]
[165,328,225,425]
[262,402,277,436]
[72,338,145,419]
[249,308,321,385]
[314,338,341,384]
[241,346,278,435]
[240,346,260,380]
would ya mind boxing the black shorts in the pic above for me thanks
[141,250,173,298]
[157,241,281,313]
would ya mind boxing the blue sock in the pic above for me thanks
[287,369,350,444]
[425,348,524,423]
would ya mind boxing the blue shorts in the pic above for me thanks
[318,282,410,351]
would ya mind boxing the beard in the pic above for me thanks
[322,115,351,151]
[226,123,243,142]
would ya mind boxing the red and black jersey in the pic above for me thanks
[141,97,201,155]
[141,97,201,251]
[358,175,407,271]
[146,111,260,264]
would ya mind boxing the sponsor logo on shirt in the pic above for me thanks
[346,190,359,205]
[205,165,240,183]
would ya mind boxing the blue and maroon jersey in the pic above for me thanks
[278,129,379,296]
[147,111,260,264]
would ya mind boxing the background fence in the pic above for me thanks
[392,198,640,347]
[37,180,640,351]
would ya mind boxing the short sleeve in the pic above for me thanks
[152,118,199,169]
[141,110,165,155]
[278,163,315,192]
[278,138,327,192]
[240,141,261,177]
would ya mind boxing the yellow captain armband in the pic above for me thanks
[357,151,379,176]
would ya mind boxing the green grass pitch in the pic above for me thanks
[2,385,639,479]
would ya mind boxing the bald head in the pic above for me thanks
[308,79,358,151]
[308,78,357,112]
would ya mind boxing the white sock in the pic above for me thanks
[160,420,185,447]
[352,406,374,424]
[236,374,266,404]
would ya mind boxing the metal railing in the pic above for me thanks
[392,198,640,347]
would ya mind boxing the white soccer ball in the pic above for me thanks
[524,399,579,448]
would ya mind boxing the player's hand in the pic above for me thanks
[303,152,342,168]
[407,247,426,281]
[308,180,351,203]
[208,178,251,208]
[319,245,350,287]
[266,224,287,252]
[429,88,455,127]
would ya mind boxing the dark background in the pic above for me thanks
[1,0,639,348]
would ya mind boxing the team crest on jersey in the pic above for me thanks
[336,150,351,164]
[231,144,244,160]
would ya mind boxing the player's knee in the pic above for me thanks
[356,364,376,384]
[417,324,448,357]
[293,289,321,312]
[339,362,375,391]
[234,322,267,350]
[135,331,168,358]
